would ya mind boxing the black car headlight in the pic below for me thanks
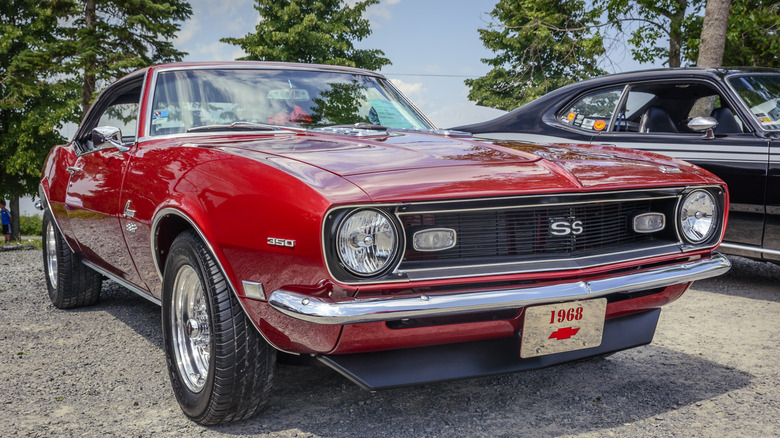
[336,208,399,276]
[679,189,718,244]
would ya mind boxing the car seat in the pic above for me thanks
[639,106,678,133]
[711,107,742,134]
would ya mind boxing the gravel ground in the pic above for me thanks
[1,249,778,437]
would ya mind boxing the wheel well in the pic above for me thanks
[155,213,193,276]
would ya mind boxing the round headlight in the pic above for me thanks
[679,190,717,243]
[336,209,399,276]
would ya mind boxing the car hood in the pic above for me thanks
[206,131,719,202]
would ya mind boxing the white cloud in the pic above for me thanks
[364,0,401,22]
[175,16,201,45]
[390,78,425,101]
[188,41,243,61]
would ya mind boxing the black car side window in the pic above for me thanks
[559,87,623,132]
[619,83,745,135]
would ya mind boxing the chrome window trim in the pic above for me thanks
[150,206,296,355]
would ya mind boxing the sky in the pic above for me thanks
[174,0,662,128]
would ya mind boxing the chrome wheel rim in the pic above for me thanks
[45,222,58,290]
[171,265,211,393]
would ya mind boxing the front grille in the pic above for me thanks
[402,200,665,263]
[322,187,724,284]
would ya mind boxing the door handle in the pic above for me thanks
[66,166,82,175]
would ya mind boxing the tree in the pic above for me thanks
[600,0,707,68]
[0,1,78,240]
[695,0,732,67]
[1,0,191,240]
[686,0,780,67]
[465,0,607,110]
[59,0,192,112]
[221,0,390,71]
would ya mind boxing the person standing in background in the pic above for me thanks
[1,200,12,244]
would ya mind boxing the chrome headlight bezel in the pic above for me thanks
[678,189,719,244]
[334,208,401,277]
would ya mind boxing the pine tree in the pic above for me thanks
[466,0,607,110]
[221,0,390,71]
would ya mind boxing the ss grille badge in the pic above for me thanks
[549,217,584,236]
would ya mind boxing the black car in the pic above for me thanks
[456,68,780,263]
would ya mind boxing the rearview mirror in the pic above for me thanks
[91,126,130,152]
[687,116,718,140]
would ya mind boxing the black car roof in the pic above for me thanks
[454,67,780,133]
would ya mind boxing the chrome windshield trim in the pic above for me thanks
[269,253,730,325]
[143,64,433,138]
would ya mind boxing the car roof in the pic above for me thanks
[454,67,780,132]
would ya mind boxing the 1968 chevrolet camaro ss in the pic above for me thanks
[39,62,730,424]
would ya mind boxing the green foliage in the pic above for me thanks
[465,0,607,110]
[58,0,193,110]
[599,0,706,68]
[0,1,77,199]
[685,0,780,67]
[221,0,390,70]
[19,215,42,236]
[0,0,192,202]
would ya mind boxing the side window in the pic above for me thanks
[97,102,139,143]
[618,83,745,135]
[559,87,623,132]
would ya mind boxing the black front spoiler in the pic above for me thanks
[317,308,661,390]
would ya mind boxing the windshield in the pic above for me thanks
[728,74,780,131]
[149,68,433,136]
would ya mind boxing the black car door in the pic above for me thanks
[591,130,769,248]
[763,137,780,258]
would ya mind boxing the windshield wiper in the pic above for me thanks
[187,122,305,133]
[325,123,389,131]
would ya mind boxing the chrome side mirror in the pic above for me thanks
[91,126,130,152]
[687,116,719,140]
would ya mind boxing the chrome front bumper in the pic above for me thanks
[268,253,730,325]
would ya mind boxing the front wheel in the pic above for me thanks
[42,210,101,308]
[162,230,276,425]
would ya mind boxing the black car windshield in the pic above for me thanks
[728,74,780,131]
[149,68,433,136]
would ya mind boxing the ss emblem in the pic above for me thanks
[549,218,584,236]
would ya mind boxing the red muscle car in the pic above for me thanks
[38,62,730,425]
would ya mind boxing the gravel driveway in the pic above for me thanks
[1,249,778,437]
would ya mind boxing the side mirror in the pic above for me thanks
[91,126,130,152]
[687,116,719,140]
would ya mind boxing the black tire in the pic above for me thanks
[162,230,276,425]
[42,210,102,309]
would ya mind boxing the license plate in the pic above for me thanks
[520,299,607,358]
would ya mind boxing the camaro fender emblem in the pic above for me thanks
[549,217,584,236]
[268,237,295,248]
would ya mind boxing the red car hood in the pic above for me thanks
[210,131,719,202]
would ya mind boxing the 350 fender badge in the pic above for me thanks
[268,237,295,248]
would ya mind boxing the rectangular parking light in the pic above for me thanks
[633,212,665,233]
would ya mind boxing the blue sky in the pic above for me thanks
[174,0,660,127]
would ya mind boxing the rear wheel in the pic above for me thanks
[162,230,276,425]
[42,210,101,308]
